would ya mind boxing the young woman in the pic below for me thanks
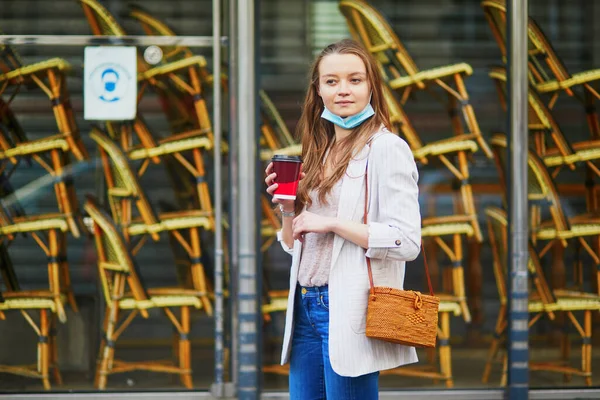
[265,38,422,399]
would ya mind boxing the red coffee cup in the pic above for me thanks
[272,155,302,200]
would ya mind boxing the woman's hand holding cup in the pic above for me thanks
[265,158,304,212]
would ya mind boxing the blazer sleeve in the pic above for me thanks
[365,134,421,262]
[277,230,294,256]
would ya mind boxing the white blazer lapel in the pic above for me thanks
[329,145,370,270]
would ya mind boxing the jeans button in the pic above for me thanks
[301,288,307,295]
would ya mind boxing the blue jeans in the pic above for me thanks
[289,285,379,400]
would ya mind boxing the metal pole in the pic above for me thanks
[0,35,225,47]
[237,0,260,398]
[228,0,240,390]
[506,0,529,399]
[210,0,231,398]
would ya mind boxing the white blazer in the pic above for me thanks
[277,129,422,377]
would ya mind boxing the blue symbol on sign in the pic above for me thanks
[100,68,120,102]
[89,63,131,104]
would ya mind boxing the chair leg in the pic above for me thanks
[179,306,193,389]
[94,308,110,388]
[50,314,63,385]
[453,74,492,158]
[501,353,508,387]
[467,238,483,328]
[47,69,87,162]
[39,309,51,390]
[561,317,572,383]
[482,305,506,384]
[438,312,453,388]
[48,229,67,323]
[189,227,213,316]
[584,310,593,386]
[97,304,119,390]
[59,234,78,313]
[452,234,471,322]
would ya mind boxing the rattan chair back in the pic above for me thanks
[77,0,126,36]
[338,0,422,87]
[89,128,160,233]
[489,66,575,161]
[485,206,556,306]
[491,133,571,244]
[84,195,149,303]
[481,0,572,93]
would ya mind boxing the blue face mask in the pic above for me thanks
[321,98,375,130]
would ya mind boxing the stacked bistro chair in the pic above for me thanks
[489,66,600,212]
[125,5,297,252]
[77,0,218,215]
[0,42,88,237]
[374,84,471,388]
[89,128,214,314]
[484,206,600,386]
[339,0,493,326]
[490,67,600,293]
[79,0,223,305]
[492,134,600,299]
[488,135,600,385]
[0,241,65,390]
[482,0,600,140]
[84,195,205,389]
[338,0,492,159]
[0,44,85,388]
[125,4,294,327]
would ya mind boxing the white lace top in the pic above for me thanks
[297,179,343,287]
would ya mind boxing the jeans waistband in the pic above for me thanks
[297,284,328,297]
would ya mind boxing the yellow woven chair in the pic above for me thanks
[0,242,65,390]
[0,206,78,323]
[126,5,298,163]
[492,134,600,294]
[90,128,214,315]
[490,66,600,212]
[338,0,491,158]
[77,0,214,138]
[383,85,476,325]
[78,0,220,210]
[482,0,600,139]
[0,60,87,238]
[84,195,204,390]
[483,207,600,386]
[0,40,88,163]
[258,90,301,161]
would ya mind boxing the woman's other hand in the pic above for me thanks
[292,211,335,242]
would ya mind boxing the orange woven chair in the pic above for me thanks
[77,0,214,141]
[90,128,214,314]
[482,0,600,139]
[77,0,220,214]
[0,41,88,162]
[385,85,477,322]
[338,0,491,159]
[490,66,600,211]
[0,242,65,390]
[492,134,600,295]
[483,206,600,386]
[0,48,88,238]
[84,195,205,389]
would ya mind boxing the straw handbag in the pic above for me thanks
[363,160,439,348]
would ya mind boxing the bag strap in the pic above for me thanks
[363,160,435,297]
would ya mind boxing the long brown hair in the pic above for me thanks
[295,38,391,213]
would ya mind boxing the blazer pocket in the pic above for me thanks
[348,289,369,334]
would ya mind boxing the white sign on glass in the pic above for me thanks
[84,46,137,120]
